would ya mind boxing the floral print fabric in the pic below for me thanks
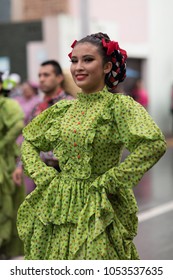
[17,87,166,259]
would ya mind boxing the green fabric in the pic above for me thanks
[17,87,166,260]
[0,96,25,258]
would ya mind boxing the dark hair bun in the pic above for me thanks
[91,33,127,90]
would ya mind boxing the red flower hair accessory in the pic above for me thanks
[68,40,78,59]
[101,38,127,90]
[102,38,127,59]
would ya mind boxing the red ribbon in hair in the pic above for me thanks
[68,40,78,58]
[102,38,127,59]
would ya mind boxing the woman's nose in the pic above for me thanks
[75,61,84,70]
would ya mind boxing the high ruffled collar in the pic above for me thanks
[77,86,109,102]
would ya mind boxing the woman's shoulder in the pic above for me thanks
[111,93,147,118]
[112,92,133,101]
[53,98,74,108]
[111,93,137,108]
[48,99,74,117]
[23,99,74,136]
[34,99,74,119]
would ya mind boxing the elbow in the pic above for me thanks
[156,138,167,158]
[162,139,167,155]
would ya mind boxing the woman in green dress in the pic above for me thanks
[0,72,25,259]
[17,33,166,260]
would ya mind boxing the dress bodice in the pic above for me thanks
[54,88,123,178]
[22,87,166,182]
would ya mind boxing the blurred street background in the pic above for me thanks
[134,141,173,259]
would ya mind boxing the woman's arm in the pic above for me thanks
[20,100,72,187]
[91,95,167,194]
[21,140,57,187]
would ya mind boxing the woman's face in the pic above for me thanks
[70,42,111,94]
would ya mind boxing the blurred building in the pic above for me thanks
[0,0,173,135]
[11,0,68,21]
[0,0,68,79]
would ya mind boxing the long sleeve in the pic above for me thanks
[21,140,57,187]
[21,100,72,187]
[91,95,167,194]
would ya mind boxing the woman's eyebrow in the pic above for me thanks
[71,54,94,59]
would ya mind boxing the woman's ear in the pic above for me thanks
[104,61,112,74]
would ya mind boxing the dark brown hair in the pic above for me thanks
[74,32,127,90]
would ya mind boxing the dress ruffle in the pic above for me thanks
[17,173,138,259]
[17,89,166,259]
[47,91,115,180]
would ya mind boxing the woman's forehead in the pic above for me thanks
[72,42,99,56]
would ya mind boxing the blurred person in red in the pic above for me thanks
[130,78,149,109]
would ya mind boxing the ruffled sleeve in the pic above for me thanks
[21,100,72,187]
[91,95,167,193]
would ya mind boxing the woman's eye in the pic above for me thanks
[71,59,77,63]
[84,58,94,62]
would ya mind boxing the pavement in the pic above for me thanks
[134,137,173,259]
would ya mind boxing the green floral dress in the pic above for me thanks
[0,96,25,258]
[17,87,166,260]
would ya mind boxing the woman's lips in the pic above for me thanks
[75,74,87,81]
